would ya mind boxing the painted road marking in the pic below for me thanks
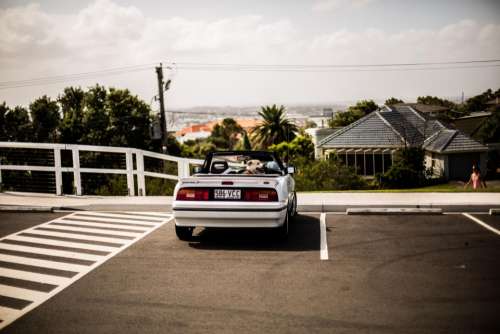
[0,211,172,330]
[60,215,159,226]
[5,235,118,253]
[463,213,500,236]
[72,211,165,222]
[51,220,150,231]
[320,213,329,260]
[0,243,103,262]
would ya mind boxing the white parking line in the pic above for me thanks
[320,213,329,260]
[463,213,500,236]
[0,211,172,330]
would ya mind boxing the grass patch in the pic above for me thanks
[302,180,500,193]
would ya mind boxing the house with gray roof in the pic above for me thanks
[317,105,488,180]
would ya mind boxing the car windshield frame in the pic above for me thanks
[200,151,285,176]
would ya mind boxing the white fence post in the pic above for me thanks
[178,159,191,179]
[136,151,146,196]
[125,150,135,196]
[54,148,62,196]
[71,148,82,196]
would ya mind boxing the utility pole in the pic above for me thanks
[155,63,168,154]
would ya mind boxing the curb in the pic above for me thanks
[346,208,443,215]
[490,209,500,215]
[0,205,54,213]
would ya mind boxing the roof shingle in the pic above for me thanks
[319,105,487,153]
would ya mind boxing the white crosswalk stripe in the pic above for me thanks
[62,215,159,226]
[41,224,143,238]
[0,285,47,303]
[22,229,131,244]
[73,211,165,222]
[7,235,119,253]
[0,211,172,329]
[0,268,71,286]
[51,219,150,231]
[0,243,103,262]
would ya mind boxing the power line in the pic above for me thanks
[0,67,154,90]
[174,64,500,72]
[0,63,155,86]
[1,58,499,90]
[173,58,500,68]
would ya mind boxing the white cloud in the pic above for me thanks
[0,0,499,109]
[309,19,500,64]
[0,4,59,59]
[312,0,376,13]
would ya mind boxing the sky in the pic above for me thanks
[1,0,500,110]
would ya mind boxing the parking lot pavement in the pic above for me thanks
[324,214,500,333]
[467,213,500,232]
[1,212,500,333]
[0,211,172,330]
[0,213,69,239]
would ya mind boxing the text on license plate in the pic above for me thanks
[214,189,241,200]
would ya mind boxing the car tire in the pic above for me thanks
[290,191,298,217]
[175,225,193,241]
[276,212,289,240]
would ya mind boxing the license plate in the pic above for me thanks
[214,189,241,200]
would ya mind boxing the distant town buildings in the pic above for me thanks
[175,118,261,143]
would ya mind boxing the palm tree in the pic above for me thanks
[252,104,298,148]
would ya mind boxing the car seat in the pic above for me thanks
[210,161,229,174]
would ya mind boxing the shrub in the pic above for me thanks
[293,157,367,191]
[377,147,426,188]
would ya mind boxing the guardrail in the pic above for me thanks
[0,142,203,196]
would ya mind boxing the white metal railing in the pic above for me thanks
[0,142,203,196]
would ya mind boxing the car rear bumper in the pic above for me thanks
[172,201,287,228]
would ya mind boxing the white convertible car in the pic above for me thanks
[172,151,297,240]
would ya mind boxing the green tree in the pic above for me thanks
[242,131,252,150]
[209,118,244,150]
[0,102,9,140]
[82,84,110,145]
[328,109,364,127]
[379,147,426,188]
[181,140,216,158]
[417,96,455,109]
[30,95,60,142]
[477,106,500,143]
[293,158,367,191]
[252,104,298,148]
[350,100,379,115]
[328,100,378,127]
[385,97,404,106]
[459,88,500,114]
[106,88,152,149]
[269,135,314,162]
[6,106,32,141]
[59,87,85,143]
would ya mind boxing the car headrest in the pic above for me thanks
[210,161,228,174]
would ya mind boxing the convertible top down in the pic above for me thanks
[172,151,297,240]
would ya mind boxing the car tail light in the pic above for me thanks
[244,189,278,202]
[176,188,209,201]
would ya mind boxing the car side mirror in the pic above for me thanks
[193,166,202,174]
[287,166,295,174]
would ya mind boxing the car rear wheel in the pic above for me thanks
[290,192,298,217]
[276,212,289,240]
[175,225,194,241]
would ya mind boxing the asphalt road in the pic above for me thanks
[0,212,499,333]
